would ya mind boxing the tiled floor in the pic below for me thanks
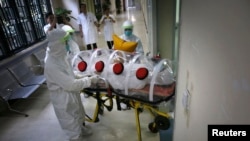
[0,6,171,141]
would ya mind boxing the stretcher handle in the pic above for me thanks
[94,77,112,97]
[149,59,173,101]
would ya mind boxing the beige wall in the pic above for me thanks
[50,0,62,12]
[61,0,80,31]
[139,0,175,59]
[110,0,117,16]
[173,0,250,140]
[156,0,175,59]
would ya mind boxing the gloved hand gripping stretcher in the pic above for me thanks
[72,49,176,141]
[72,48,114,122]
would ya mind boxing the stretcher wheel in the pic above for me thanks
[148,122,159,133]
[94,117,99,122]
[106,106,112,111]
[137,108,143,113]
[154,115,170,130]
[98,106,104,115]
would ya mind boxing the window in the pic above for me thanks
[0,0,51,60]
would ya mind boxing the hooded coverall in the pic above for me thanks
[44,25,92,140]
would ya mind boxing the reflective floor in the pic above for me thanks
[0,6,171,141]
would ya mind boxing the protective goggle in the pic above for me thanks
[124,28,132,31]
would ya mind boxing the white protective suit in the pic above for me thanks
[44,25,94,140]
[99,14,115,41]
[120,34,144,55]
[77,12,98,45]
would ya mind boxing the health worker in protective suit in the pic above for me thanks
[44,15,98,141]
[77,3,99,50]
[44,12,80,63]
[119,20,144,54]
[99,7,116,49]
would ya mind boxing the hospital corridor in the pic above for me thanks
[1,0,250,141]
[0,2,173,141]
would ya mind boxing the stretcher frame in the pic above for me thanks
[82,84,174,141]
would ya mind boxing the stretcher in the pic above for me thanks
[82,80,175,141]
[74,49,176,141]
[112,83,175,141]
[82,78,114,123]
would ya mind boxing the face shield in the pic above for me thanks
[122,20,133,37]
[61,25,75,53]
[124,28,133,37]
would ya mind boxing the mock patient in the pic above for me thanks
[106,51,150,90]
[71,49,176,97]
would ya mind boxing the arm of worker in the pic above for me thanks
[135,39,144,55]
[74,71,91,79]
[47,68,99,92]
[99,15,105,25]
[43,24,49,34]
[109,15,116,23]
[45,15,57,34]
[94,21,100,32]
[91,12,100,31]
[76,15,83,38]
[78,24,83,38]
